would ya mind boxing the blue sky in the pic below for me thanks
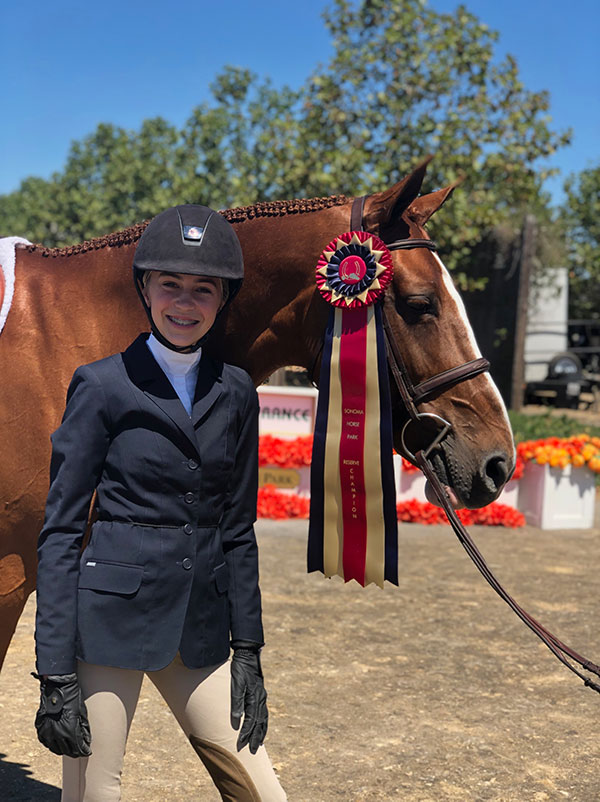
[1,0,598,204]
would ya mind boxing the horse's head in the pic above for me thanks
[362,159,515,509]
[209,163,514,508]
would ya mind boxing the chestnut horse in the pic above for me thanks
[0,159,514,671]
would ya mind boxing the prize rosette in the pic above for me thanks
[315,230,393,308]
[309,230,398,589]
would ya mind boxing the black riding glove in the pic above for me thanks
[32,672,92,758]
[230,641,268,754]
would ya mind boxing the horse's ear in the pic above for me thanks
[407,178,463,226]
[363,156,433,233]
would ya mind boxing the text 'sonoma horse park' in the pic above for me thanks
[0,159,515,669]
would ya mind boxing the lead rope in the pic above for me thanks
[350,195,600,693]
[416,452,600,691]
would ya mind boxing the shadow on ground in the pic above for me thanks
[0,753,60,801]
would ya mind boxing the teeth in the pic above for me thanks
[168,316,197,326]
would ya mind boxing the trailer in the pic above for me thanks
[524,268,598,408]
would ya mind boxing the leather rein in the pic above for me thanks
[349,195,600,692]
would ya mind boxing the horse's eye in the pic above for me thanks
[405,295,434,314]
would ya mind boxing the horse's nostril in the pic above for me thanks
[484,454,510,491]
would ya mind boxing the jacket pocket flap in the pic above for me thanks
[79,561,144,595]
[213,562,229,594]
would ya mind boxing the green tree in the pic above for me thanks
[0,175,68,246]
[561,164,600,319]
[291,0,570,281]
[0,69,301,246]
[1,0,571,278]
[182,67,301,207]
[0,119,188,245]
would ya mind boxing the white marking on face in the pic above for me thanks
[433,253,515,460]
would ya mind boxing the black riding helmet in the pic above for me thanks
[133,204,244,352]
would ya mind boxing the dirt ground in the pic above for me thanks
[2,515,600,801]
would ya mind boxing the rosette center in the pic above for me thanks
[327,244,377,298]
[339,254,367,285]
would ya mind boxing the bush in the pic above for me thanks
[508,411,600,443]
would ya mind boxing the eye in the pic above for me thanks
[404,295,435,315]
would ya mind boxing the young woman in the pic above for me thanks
[33,205,286,801]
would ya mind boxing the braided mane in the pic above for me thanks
[24,221,149,259]
[24,193,350,258]
[221,194,348,223]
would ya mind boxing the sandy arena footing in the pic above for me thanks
[1,517,600,801]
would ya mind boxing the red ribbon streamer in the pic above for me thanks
[338,306,369,584]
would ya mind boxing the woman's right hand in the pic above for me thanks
[230,643,268,754]
[32,672,92,758]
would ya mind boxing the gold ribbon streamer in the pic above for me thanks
[363,307,385,588]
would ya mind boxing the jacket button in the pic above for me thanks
[182,557,193,570]
[183,523,193,535]
[184,492,195,504]
[187,459,199,470]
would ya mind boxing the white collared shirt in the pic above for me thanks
[146,333,201,416]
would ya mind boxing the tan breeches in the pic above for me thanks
[61,655,286,802]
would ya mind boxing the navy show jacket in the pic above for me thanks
[35,333,263,674]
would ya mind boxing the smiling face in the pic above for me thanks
[142,271,224,348]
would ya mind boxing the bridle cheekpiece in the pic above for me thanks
[350,194,490,463]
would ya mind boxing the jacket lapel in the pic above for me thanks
[191,353,223,427]
[122,334,200,452]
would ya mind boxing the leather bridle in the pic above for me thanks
[311,194,600,692]
[350,194,490,462]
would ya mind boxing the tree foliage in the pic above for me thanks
[561,164,600,319]
[291,0,570,281]
[1,0,571,285]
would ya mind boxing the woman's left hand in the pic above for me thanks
[230,642,268,754]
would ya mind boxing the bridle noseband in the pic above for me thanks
[350,194,490,462]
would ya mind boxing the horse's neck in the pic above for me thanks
[19,246,144,362]
[17,203,352,386]
[219,205,350,384]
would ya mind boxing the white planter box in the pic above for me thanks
[393,454,428,502]
[517,462,595,530]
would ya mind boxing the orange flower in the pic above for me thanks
[518,435,597,473]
